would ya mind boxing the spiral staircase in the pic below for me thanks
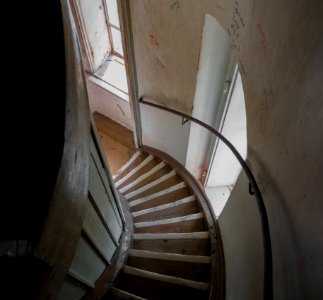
[104,147,223,300]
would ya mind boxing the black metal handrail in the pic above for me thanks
[139,97,273,300]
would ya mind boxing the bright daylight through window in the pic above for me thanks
[76,0,128,101]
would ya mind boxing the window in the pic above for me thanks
[73,0,128,100]
[105,0,123,58]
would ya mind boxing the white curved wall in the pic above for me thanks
[185,14,233,180]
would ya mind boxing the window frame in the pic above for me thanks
[102,0,124,59]
[72,0,123,73]
[71,0,128,101]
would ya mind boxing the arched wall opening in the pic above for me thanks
[204,69,247,217]
[185,14,247,217]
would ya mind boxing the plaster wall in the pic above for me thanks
[140,103,190,164]
[130,1,323,297]
[214,0,323,298]
[218,172,263,299]
[130,0,220,161]
[87,79,134,131]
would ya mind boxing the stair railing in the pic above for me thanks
[139,97,273,300]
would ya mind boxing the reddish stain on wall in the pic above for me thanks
[257,23,268,50]
[149,30,160,50]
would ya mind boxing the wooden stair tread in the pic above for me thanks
[134,213,204,228]
[127,250,211,282]
[113,151,146,183]
[117,272,208,300]
[123,266,209,290]
[132,196,198,222]
[131,187,192,213]
[113,151,141,180]
[132,196,195,217]
[111,147,222,300]
[129,182,186,208]
[115,155,154,188]
[119,161,166,193]
[133,232,209,240]
[128,249,211,263]
[132,232,210,255]
[109,287,148,300]
[125,170,177,199]
[133,213,205,233]
[118,159,162,190]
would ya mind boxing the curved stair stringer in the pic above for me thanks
[105,146,225,300]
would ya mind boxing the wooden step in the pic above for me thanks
[119,161,169,194]
[117,266,209,300]
[123,266,209,290]
[112,150,219,300]
[125,171,180,201]
[129,182,186,208]
[108,287,148,300]
[113,151,143,182]
[127,249,211,281]
[133,232,209,240]
[120,158,163,190]
[128,249,211,263]
[132,196,198,222]
[130,187,192,213]
[115,155,154,188]
[133,232,210,255]
[134,213,205,233]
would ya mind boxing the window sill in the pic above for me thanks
[88,55,129,102]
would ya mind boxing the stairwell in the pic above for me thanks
[105,149,224,300]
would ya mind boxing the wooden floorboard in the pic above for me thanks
[93,112,135,149]
[93,112,136,175]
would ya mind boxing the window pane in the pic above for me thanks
[111,27,123,56]
[106,0,120,28]
[78,0,111,70]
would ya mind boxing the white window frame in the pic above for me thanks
[71,0,128,100]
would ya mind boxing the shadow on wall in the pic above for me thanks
[247,147,304,299]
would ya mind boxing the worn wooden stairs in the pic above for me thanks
[105,148,223,300]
